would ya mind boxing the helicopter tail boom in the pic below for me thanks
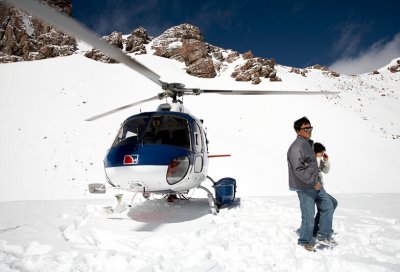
[208,154,231,158]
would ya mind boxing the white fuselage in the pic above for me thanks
[105,164,207,193]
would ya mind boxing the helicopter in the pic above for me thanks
[8,0,336,214]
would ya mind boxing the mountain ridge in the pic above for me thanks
[0,0,282,84]
[4,0,392,84]
[1,0,399,83]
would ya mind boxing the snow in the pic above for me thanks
[0,53,400,271]
[21,13,34,37]
[167,41,183,50]
[0,195,399,271]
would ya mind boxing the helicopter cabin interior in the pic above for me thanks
[112,114,193,150]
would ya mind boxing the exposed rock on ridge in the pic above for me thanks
[0,0,76,63]
[306,64,340,77]
[151,24,217,78]
[150,24,280,82]
[84,27,152,63]
[231,51,279,84]
[388,59,400,73]
[1,0,281,84]
[0,0,279,84]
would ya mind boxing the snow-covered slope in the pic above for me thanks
[1,194,399,271]
[1,53,400,271]
[1,54,399,201]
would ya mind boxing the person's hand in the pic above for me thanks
[322,153,329,161]
[314,181,321,190]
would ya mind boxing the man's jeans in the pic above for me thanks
[297,188,334,245]
[314,193,338,236]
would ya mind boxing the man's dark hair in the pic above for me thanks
[293,116,310,131]
[314,142,326,153]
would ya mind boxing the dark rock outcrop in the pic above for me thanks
[231,57,278,84]
[84,27,152,63]
[125,27,151,54]
[225,51,240,63]
[0,0,76,63]
[290,67,308,77]
[152,24,203,60]
[308,64,340,78]
[1,2,280,83]
[242,50,253,60]
[308,64,329,71]
[84,31,123,63]
[151,24,217,78]
[388,59,400,73]
[150,24,279,80]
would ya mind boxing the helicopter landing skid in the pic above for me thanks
[103,193,127,213]
[197,185,219,215]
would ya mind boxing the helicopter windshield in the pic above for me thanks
[143,115,191,150]
[112,116,149,148]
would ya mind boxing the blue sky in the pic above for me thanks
[72,0,400,74]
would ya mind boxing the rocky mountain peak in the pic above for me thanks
[231,56,279,84]
[1,3,282,84]
[84,26,152,63]
[145,24,278,82]
[154,23,203,42]
[150,23,217,78]
[388,59,400,73]
[0,0,76,63]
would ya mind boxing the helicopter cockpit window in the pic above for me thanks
[143,115,191,150]
[112,116,148,148]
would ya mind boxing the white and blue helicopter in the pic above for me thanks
[9,0,335,214]
[87,94,235,214]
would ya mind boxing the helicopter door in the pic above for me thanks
[193,123,205,173]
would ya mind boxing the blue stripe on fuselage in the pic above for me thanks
[104,144,191,167]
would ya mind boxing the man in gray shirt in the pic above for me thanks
[287,117,336,251]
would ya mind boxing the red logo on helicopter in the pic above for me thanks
[123,155,139,165]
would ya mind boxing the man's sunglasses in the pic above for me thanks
[300,126,313,132]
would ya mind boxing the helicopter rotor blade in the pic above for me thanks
[198,89,339,95]
[85,95,162,121]
[7,0,163,87]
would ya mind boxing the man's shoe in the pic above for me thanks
[317,237,338,247]
[300,243,315,252]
